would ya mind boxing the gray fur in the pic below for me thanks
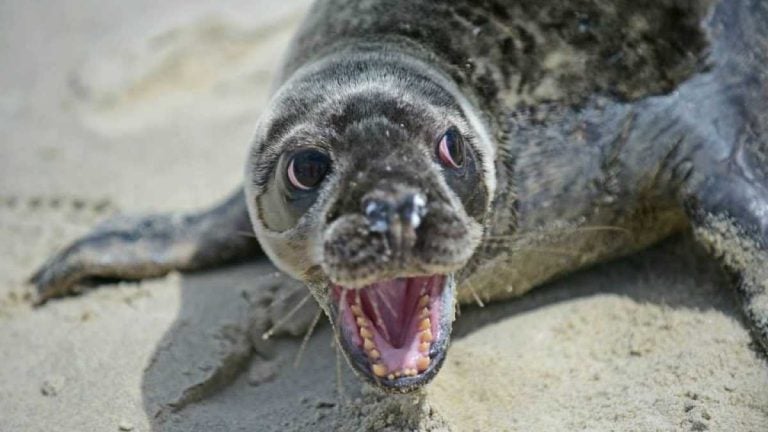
[32,0,768,393]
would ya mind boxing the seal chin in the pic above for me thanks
[330,274,454,393]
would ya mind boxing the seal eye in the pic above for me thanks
[286,149,331,191]
[437,128,465,169]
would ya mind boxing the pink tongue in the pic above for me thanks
[361,278,412,348]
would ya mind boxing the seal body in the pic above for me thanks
[33,0,768,393]
[268,0,764,307]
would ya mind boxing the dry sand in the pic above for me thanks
[1,1,766,431]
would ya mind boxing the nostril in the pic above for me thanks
[363,198,393,233]
[399,193,428,229]
[362,191,428,232]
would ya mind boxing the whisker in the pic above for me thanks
[485,224,632,241]
[330,290,348,403]
[560,225,632,234]
[475,266,515,293]
[293,308,323,368]
[335,288,347,335]
[514,246,579,257]
[334,337,347,403]
[262,292,312,340]
[252,271,286,283]
[235,230,257,238]
[464,280,485,308]
[480,241,579,258]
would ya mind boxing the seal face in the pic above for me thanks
[245,52,493,391]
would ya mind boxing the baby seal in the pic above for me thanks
[33,0,768,394]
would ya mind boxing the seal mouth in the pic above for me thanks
[331,274,453,392]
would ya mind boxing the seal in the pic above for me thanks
[32,0,768,394]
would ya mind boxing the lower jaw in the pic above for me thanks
[343,325,451,393]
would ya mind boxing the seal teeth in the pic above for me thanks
[417,356,430,372]
[360,327,374,339]
[372,363,388,377]
[346,278,439,381]
[351,304,363,317]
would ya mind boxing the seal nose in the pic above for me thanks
[363,193,428,233]
[363,199,393,233]
[400,193,427,228]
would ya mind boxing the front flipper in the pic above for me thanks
[31,188,262,303]
[684,159,768,352]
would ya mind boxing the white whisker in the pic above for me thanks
[464,280,485,308]
[293,308,323,368]
[335,288,348,332]
[514,246,579,257]
[485,224,632,242]
[334,338,347,403]
[235,230,258,238]
[262,292,312,340]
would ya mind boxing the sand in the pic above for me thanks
[1,1,766,431]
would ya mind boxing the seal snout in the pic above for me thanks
[322,177,480,289]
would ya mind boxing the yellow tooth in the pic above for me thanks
[395,371,402,378]
[360,327,374,339]
[419,318,431,331]
[409,368,419,376]
[363,338,375,351]
[351,305,363,316]
[420,329,433,342]
[419,342,430,353]
[420,307,430,318]
[387,374,395,380]
[417,356,430,371]
[369,349,381,360]
[356,317,368,328]
[418,295,429,308]
[372,363,388,377]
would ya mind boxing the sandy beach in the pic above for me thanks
[1,1,766,431]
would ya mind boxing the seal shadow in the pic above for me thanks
[140,232,745,431]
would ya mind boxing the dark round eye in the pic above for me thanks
[437,128,465,169]
[286,149,331,191]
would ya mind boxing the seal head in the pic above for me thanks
[245,50,495,392]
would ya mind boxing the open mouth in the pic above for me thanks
[331,274,453,392]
